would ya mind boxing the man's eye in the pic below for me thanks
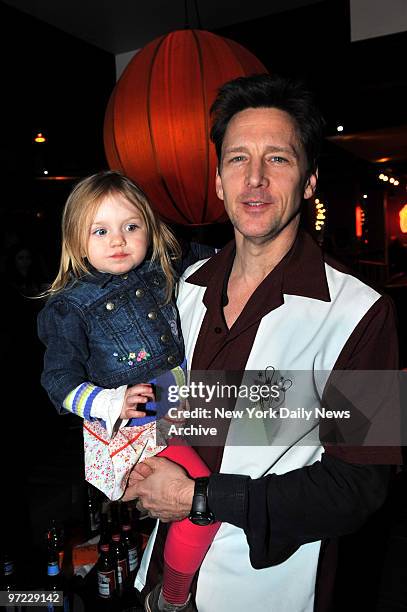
[270,156,287,164]
[125,223,139,232]
[229,155,246,163]
[93,228,107,236]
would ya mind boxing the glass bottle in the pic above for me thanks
[47,520,64,569]
[46,545,70,612]
[0,548,23,612]
[96,543,116,600]
[109,502,121,536]
[121,523,139,581]
[110,533,128,597]
[86,484,101,538]
[98,508,111,554]
[0,547,17,590]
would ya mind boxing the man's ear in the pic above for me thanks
[303,169,318,200]
[215,168,224,201]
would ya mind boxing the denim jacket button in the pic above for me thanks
[160,334,169,343]
[135,288,145,298]
[167,355,176,365]
[148,311,158,320]
[105,301,115,311]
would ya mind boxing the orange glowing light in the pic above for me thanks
[400,204,407,233]
[355,205,363,238]
[34,132,46,143]
[36,175,78,181]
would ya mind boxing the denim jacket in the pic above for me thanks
[37,259,184,413]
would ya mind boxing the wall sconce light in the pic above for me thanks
[400,204,407,233]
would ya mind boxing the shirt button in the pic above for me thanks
[214,326,222,334]
[167,355,176,365]
[148,311,158,320]
[106,302,115,311]
[160,334,169,343]
[121,274,128,280]
[135,288,145,298]
[153,277,160,286]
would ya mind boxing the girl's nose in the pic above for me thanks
[111,232,126,246]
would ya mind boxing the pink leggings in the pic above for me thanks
[157,443,220,573]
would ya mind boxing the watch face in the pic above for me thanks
[189,512,215,526]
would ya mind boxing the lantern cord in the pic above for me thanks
[184,0,190,29]
[193,0,202,29]
[184,0,202,29]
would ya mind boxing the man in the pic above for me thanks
[123,74,400,611]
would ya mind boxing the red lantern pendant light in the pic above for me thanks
[104,29,268,225]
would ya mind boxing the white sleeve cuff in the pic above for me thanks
[89,386,129,437]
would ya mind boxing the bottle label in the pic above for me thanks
[47,561,60,576]
[117,558,128,583]
[4,561,14,576]
[90,511,101,532]
[128,546,138,571]
[98,569,116,598]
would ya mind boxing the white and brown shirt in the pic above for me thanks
[137,230,401,612]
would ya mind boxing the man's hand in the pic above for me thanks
[122,457,194,522]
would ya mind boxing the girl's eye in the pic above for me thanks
[93,228,107,236]
[125,223,139,232]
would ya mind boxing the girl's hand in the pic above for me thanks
[120,384,155,419]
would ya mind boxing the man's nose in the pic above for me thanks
[246,159,269,188]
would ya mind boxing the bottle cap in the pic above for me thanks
[112,534,120,541]
[100,544,109,552]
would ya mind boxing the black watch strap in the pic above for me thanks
[188,477,215,525]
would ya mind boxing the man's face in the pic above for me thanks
[216,107,317,245]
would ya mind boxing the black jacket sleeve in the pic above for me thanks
[208,456,390,569]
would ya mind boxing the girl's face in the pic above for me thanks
[86,193,149,274]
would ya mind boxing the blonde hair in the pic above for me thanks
[47,171,180,302]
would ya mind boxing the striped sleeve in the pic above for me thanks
[63,382,104,420]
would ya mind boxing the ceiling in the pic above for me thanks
[2,0,407,180]
[328,125,407,171]
[2,0,322,54]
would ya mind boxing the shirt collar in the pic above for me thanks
[185,229,331,303]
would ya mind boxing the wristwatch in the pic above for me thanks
[188,477,215,526]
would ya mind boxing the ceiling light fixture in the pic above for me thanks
[34,132,46,143]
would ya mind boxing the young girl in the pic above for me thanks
[37,171,220,612]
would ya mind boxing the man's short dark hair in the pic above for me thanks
[210,73,325,176]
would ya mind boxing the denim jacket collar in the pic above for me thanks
[73,259,158,289]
